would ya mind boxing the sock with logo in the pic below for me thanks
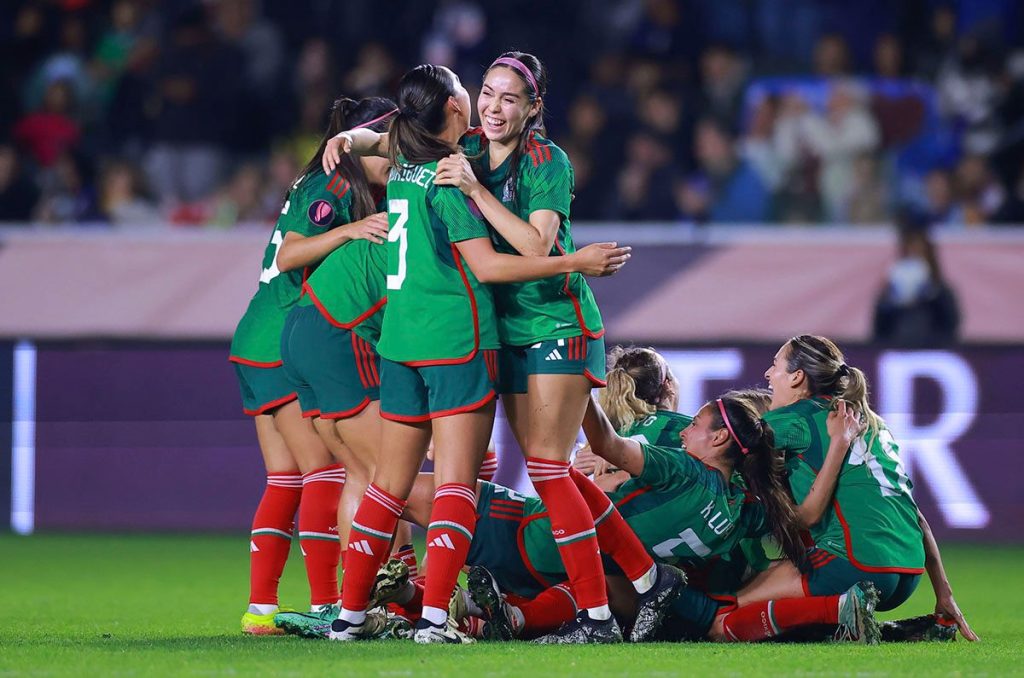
[721,596,841,642]
[526,457,608,614]
[337,483,405,622]
[298,464,345,606]
[422,483,478,620]
[249,471,302,606]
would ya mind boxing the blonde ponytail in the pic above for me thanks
[599,367,656,432]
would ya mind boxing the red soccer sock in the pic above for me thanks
[298,464,345,606]
[422,483,478,615]
[569,467,654,582]
[249,471,302,605]
[478,451,498,482]
[721,595,841,642]
[515,583,578,637]
[394,541,420,579]
[387,579,425,622]
[340,483,406,613]
[526,457,608,610]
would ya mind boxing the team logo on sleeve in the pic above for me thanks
[307,199,334,227]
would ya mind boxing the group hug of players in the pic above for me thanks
[229,52,977,645]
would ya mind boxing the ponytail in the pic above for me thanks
[598,346,671,431]
[600,368,656,432]
[713,396,806,570]
[786,335,883,440]
[388,64,460,169]
[297,95,397,221]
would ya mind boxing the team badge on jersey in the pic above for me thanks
[307,199,335,227]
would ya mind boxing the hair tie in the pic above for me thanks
[716,398,749,455]
[400,106,419,119]
[490,56,539,97]
[353,107,399,130]
[838,363,851,377]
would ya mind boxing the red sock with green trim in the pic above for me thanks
[298,464,345,606]
[339,483,405,615]
[249,471,302,606]
[721,596,840,641]
[421,483,477,623]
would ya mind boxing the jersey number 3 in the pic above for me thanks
[387,199,409,290]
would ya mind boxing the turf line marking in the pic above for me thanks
[12,340,36,536]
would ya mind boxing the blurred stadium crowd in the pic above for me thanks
[1,0,1023,227]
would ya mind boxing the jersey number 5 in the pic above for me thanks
[387,199,409,290]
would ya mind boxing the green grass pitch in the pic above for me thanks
[1,534,1021,676]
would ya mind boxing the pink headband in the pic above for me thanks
[490,57,539,97]
[716,399,749,455]
[353,108,399,130]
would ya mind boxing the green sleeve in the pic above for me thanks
[287,182,353,236]
[524,149,573,218]
[636,444,701,492]
[764,411,811,458]
[460,127,487,156]
[429,184,489,243]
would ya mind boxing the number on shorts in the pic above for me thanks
[387,199,409,290]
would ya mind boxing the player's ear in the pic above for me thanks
[529,96,542,118]
[788,368,805,391]
[448,95,464,117]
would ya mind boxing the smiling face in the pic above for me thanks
[764,342,805,410]
[478,65,539,145]
[679,403,728,458]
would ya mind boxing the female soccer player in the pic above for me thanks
[231,96,391,634]
[326,63,631,645]
[703,335,978,642]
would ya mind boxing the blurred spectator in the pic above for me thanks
[873,216,960,346]
[0,144,41,222]
[935,30,1003,155]
[144,5,242,205]
[345,43,401,99]
[91,0,144,111]
[845,154,888,223]
[208,163,267,227]
[775,82,881,222]
[993,160,1024,224]
[606,129,680,221]
[697,44,747,131]
[922,168,956,225]
[261,148,299,220]
[680,118,770,223]
[99,159,160,226]
[35,151,101,223]
[24,13,94,118]
[13,79,81,168]
[813,33,852,77]
[953,154,1004,225]
[913,4,958,79]
[739,95,785,194]
[422,1,487,82]
[873,33,905,79]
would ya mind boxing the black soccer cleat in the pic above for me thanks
[532,610,623,644]
[629,563,687,642]
[467,566,518,640]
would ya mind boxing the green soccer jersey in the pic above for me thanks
[230,170,355,365]
[376,158,499,364]
[520,445,768,584]
[476,132,604,345]
[620,410,693,447]
[300,238,387,345]
[765,398,925,572]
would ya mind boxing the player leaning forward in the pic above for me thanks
[325,63,631,644]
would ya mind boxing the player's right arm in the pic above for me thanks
[455,237,629,283]
[581,395,646,476]
[276,213,388,271]
[795,401,862,528]
[919,510,979,641]
[322,129,390,173]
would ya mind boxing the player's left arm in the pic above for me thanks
[276,213,388,272]
[434,153,558,256]
[919,510,980,641]
[580,394,646,476]
[796,401,862,528]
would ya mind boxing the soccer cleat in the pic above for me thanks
[834,581,881,645]
[630,564,687,642]
[448,585,469,624]
[241,605,293,636]
[274,604,339,639]
[381,613,415,640]
[369,558,411,609]
[880,614,958,642]
[467,566,517,640]
[327,611,390,641]
[532,610,623,644]
[413,617,475,644]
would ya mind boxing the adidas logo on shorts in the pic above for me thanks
[428,534,457,550]
[544,349,563,361]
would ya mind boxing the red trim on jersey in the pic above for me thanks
[243,392,298,416]
[229,356,283,368]
[398,245,481,367]
[516,513,559,589]
[304,283,387,330]
[830,499,925,574]
[483,349,499,381]
[380,389,496,423]
[320,397,372,420]
[358,336,381,386]
[584,369,607,388]
[302,408,322,419]
[801,575,813,597]
[351,332,371,389]
[613,486,651,508]
[709,594,738,616]
[553,242,605,340]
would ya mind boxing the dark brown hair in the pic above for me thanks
[711,395,806,569]
[297,96,396,221]
[388,64,461,168]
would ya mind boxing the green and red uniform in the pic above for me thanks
[766,397,924,609]
[620,410,693,447]
[229,170,355,414]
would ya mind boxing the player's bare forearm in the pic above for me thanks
[350,129,388,156]
[276,229,351,272]
[919,510,950,596]
[795,434,848,528]
[466,185,551,256]
[456,238,572,283]
[581,395,645,476]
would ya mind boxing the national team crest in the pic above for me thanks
[307,199,334,226]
